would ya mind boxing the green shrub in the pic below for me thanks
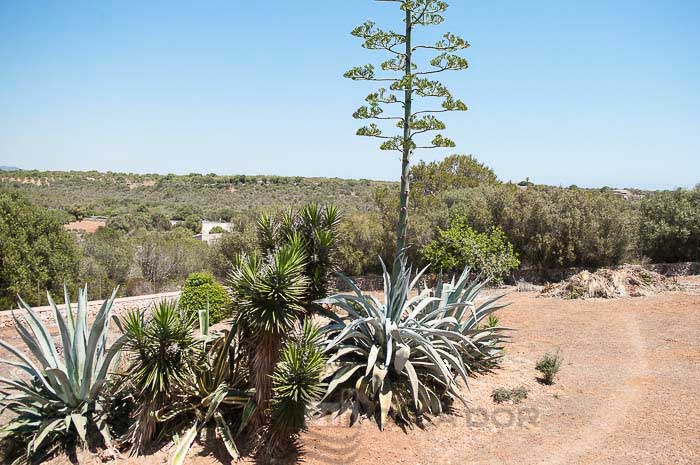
[168,310,253,464]
[491,386,528,404]
[0,287,125,463]
[179,272,232,324]
[536,351,563,385]
[639,188,700,262]
[0,190,80,309]
[422,217,519,285]
[442,184,638,269]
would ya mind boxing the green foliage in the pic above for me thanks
[121,301,253,460]
[209,225,226,234]
[442,184,638,269]
[0,287,125,463]
[165,317,253,464]
[228,242,310,426]
[230,245,309,338]
[422,218,519,284]
[320,255,508,429]
[535,351,562,385]
[269,320,326,449]
[0,190,80,309]
[121,300,199,451]
[1,170,385,228]
[256,204,342,305]
[639,188,700,262]
[411,154,498,201]
[133,228,210,293]
[179,272,232,324]
[80,227,134,299]
[209,225,258,279]
[491,386,528,404]
[337,211,386,275]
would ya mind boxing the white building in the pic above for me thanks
[195,220,234,245]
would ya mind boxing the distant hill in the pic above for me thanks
[0,166,19,171]
[0,169,394,221]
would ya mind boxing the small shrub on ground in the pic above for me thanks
[536,351,563,385]
[491,386,528,404]
[179,272,232,323]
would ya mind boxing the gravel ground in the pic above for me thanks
[11,277,700,465]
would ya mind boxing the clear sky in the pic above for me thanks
[1,1,698,189]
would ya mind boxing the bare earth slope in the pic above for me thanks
[32,278,700,465]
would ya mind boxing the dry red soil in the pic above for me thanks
[27,278,700,464]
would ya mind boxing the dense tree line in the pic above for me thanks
[1,160,699,309]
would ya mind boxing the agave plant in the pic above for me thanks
[0,286,125,462]
[319,255,509,429]
[267,319,326,451]
[168,308,254,465]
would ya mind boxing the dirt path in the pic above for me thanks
[299,289,700,465]
[28,284,700,465]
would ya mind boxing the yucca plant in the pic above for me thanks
[0,286,125,463]
[228,242,309,427]
[168,309,254,465]
[256,204,342,307]
[267,319,326,452]
[120,300,199,453]
[319,255,509,429]
[280,204,342,303]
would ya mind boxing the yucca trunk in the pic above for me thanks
[249,332,282,427]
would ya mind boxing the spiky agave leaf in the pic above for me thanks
[319,254,509,429]
[0,286,125,462]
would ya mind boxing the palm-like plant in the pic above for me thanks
[0,286,125,463]
[268,319,326,451]
[120,300,199,453]
[280,204,342,302]
[319,255,509,429]
[228,242,309,426]
[256,204,342,306]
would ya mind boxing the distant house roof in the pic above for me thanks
[64,217,107,233]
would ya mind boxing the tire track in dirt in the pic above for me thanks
[545,309,649,465]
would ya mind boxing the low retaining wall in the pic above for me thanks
[0,291,180,328]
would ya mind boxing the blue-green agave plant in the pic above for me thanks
[319,255,509,429]
[0,286,126,461]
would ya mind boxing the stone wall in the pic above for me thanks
[0,291,180,328]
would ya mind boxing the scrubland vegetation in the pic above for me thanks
[2,161,699,308]
[1,1,698,464]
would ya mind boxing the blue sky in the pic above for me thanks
[1,1,698,189]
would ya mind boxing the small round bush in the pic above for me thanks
[179,272,232,324]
